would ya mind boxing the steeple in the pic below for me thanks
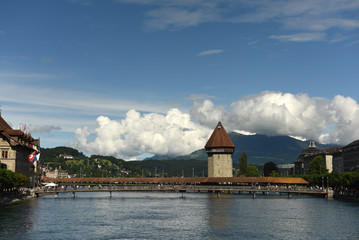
[309,139,316,148]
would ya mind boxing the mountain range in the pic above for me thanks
[147,132,341,165]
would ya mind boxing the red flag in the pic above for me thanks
[28,152,36,162]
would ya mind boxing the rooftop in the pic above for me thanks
[205,122,235,149]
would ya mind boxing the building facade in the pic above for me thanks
[294,139,343,175]
[294,139,320,175]
[0,113,40,179]
[342,140,359,172]
[46,168,69,178]
[293,137,359,174]
[205,122,235,177]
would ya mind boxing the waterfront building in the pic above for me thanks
[342,140,359,172]
[0,112,40,178]
[294,139,320,175]
[205,122,235,177]
[294,139,345,174]
[332,148,344,173]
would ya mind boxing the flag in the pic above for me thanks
[28,151,36,162]
[33,153,40,162]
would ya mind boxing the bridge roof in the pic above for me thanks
[44,176,308,185]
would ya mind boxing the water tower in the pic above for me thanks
[205,122,235,177]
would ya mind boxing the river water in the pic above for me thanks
[1,192,359,240]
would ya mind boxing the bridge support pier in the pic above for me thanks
[326,189,334,199]
[216,191,221,198]
[110,191,112,199]
[73,192,75,198]
[253,192,256,198]
[288,193,291,198]
[180,192,185,199]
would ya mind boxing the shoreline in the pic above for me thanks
[0,191,35,208]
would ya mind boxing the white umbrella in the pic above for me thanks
[44,182,58,187]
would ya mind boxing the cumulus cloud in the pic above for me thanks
[190,91,359,146]
[74,109,211,159]
[190,100,227,127]
[73,91,359,159]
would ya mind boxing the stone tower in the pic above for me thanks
[205,122,235,177]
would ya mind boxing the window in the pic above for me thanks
[1,151,8,158]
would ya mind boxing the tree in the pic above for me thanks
[238,152,248,176]
[309,155,328,175]
[263,161,278,177]
[246,165,260,177]
[0,169,29,191]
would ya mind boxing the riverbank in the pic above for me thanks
[334,194,359,202]
[0,190,35,208]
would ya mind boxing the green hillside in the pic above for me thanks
[148,133,341,165]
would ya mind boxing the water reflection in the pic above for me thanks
[1,192,359,240]
[0,198,38,239]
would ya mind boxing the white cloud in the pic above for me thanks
[73,109,211,160]
[72,91,359,159]
[197,49,224,56]
[190,91,359,146]
[190,99,227,128]
[27,125,61,133]
[0,82,168,117]
[119,0,359,42]
[269,32,326,42]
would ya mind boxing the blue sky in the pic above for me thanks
[1,0,359,159]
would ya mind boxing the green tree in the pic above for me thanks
[263,161,278,177]
[0,169,29,191]
[238,152,248,176]
[309,155,327,175]
[246,165,260,177]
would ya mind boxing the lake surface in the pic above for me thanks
[1,192,359,240]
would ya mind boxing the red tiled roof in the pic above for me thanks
[44,177,308,185]
[205,122,235,149]
[0,116,12,130]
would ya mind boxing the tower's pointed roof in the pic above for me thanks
[205,122,235,149]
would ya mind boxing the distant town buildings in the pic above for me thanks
[0,112,40,179]
[205,122,235,177]
[59,154,73,159]
[46,167,69,178]
[294,139,359,174]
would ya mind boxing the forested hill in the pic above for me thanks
[39,146,207,178]
[148,133,341,165]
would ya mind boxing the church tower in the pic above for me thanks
[205,122,235,177]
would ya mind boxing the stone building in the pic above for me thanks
[46,168,69,178]
[294,139,320,175]
[0,113,40,179]
[294,139,343,174]
[342,140,359,172]
[205,122,235,177]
